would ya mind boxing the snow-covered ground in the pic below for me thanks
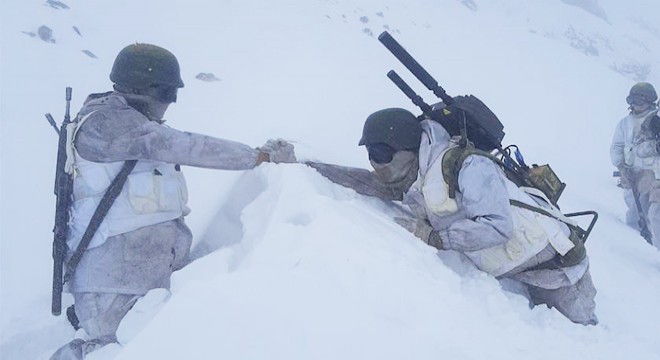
[2,0,660,359]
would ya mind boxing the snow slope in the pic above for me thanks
[2,0,660,359]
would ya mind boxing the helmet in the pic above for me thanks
[627,82,657,105]
[359,108,422,150]
[110,43,185,90]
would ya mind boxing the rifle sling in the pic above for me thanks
[64,160,138,282]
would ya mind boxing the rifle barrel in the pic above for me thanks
[378,31,453,104]
[386,70,432,114]
[64,87,72,124]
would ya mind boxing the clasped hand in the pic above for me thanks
[258,139,297,164]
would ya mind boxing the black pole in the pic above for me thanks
[378,31,454,105]
[386,70,433,114]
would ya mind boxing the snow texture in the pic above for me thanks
[2,0,660,359]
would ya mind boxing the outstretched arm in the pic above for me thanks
[306,161,403,201]
[76,108,262,170]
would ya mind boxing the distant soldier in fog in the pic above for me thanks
[610,82,660,249]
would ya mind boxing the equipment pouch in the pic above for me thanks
[127,168,185,214]
[556,228,586,268]
[527,164,565,205]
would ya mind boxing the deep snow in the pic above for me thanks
[2,0,660,359]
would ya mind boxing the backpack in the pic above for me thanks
[440,144,592,268]
[441,143,565,206]
[375,30,597,256]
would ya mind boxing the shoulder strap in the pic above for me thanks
[509,199,575,228]
[441,145,499,198]
[65,110,98,174]
[64,159,138,282]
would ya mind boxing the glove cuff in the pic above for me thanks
[427,231,443,250]
[255,151,270,165]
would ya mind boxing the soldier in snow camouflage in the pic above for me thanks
[310,108,598,325]
[610,82,660,249]
[50,43,296,360]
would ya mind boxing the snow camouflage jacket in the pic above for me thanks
[610,105,660,171]
[69,92,263,251]
[310,120,589,288]
[405,121,583,279]
[67,91,263,294]
[69,110,189,252]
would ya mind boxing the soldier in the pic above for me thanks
[309,108,598,325]
[610,82,659,245]
[51,43,295,359]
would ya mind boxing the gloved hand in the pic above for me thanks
[257,139,297,164]
[394,217,443,249]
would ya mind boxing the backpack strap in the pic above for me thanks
[441,145,500,198]
[509,199,586,267]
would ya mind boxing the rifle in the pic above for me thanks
[46,87,73,316]
[377,31,566,206]
[622,168,653,244]
[46,89,138,317]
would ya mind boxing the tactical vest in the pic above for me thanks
[67,111,190,251]
[622,109,659,169]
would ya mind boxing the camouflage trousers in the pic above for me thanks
[50,293,139,359]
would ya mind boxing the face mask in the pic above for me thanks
[370,150,418,184]
[121,92,171,122]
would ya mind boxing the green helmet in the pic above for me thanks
[110,43,185,90]
[358,108,422,150]
[627,82,657,105]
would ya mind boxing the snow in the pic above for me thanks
[2,0,660,359]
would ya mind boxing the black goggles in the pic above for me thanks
[626,95,650,106]
[366,143,397,164]
[151,85,178,103]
